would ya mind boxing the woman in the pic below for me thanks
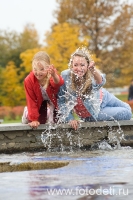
[58,47,132,130]
[22,51,64,128]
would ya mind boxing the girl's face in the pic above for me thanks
[72,56,88,77]
[32,61,49,81]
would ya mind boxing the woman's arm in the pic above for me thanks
[88,61,102,84]
[88,62,106,90]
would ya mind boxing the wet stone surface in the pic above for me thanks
[0,161,69,173]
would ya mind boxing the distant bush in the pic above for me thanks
[0,106,24,120]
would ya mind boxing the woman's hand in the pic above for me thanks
[69,120,80,130]
[88,61,102,84]
[28,121,40,128]
[88,61,95,73]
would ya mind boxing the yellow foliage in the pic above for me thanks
[1,61,25,106]
[44,22,90,72]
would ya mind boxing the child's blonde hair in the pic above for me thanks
[32,51,50,65]
[32,51,51,89]
[69,47,93,95]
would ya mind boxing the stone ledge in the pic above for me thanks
[0,119,133,132]
[0,120,133,153]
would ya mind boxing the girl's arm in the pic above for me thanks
[24,80,40,122]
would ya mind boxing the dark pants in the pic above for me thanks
[38,100,57,124]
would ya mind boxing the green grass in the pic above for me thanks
[115,94,128,101]
[3,119,21,124]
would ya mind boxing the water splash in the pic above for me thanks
[98,140,113,150]
[107,121,125,149]
[41,94,128,152]
[41,125,83,152]
[41,70,128,152]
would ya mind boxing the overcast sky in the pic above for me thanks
[0,0,57,43]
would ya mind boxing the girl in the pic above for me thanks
[22,51,64,128]
[58,47,132,130]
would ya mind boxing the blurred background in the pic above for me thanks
[0,0,133,123]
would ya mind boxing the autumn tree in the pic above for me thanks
[44,22,90,72]
[18,24,41,52]
[0,24,41,68]
[54,0,133,86]
[100,3,133,86]
[116,33,133,85]
[0,67,4,106]
[0,30,19,67]
[0,61,25,106]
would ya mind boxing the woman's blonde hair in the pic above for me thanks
[32,51,51,89]
[69,47,93,95]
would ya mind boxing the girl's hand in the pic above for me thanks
[48,64,60,84]
[28,121,40,128]
[48,64,56,77]
[69,120,80,130]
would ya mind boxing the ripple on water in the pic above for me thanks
[0,149,133,200]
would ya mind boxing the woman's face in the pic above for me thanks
[32,61,49,81]
[72,56,88,77]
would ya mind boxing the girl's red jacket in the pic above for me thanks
[24,71,64,121]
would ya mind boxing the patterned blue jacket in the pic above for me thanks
[58,69,106,122]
